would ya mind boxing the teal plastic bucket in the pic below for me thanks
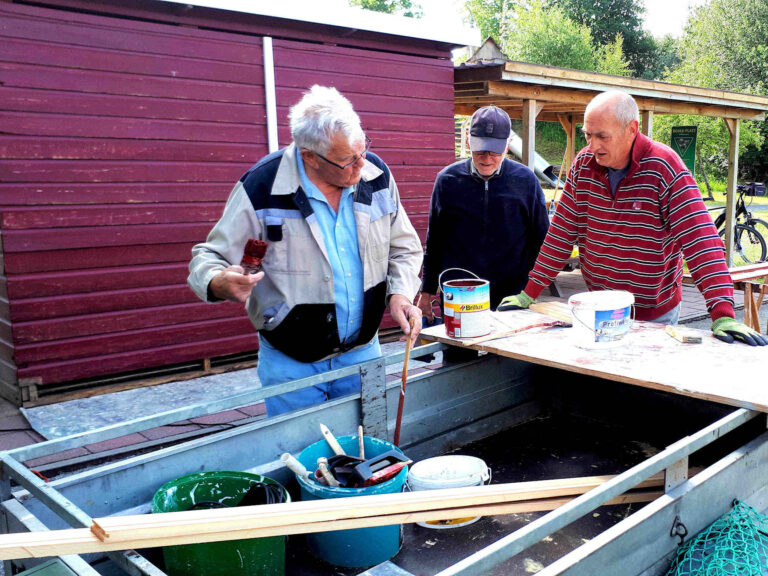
[152,471,290,576]
[296,435,407,568]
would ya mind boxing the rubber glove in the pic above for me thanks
[711,317,768,346]
[497,291,535,311]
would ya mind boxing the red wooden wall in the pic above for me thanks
[0,0,455,402]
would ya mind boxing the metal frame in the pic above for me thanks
[1,343,765,576]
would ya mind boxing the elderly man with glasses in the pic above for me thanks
[417,105,550,359]
[188,85,424,415]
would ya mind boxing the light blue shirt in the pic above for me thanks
[295,152,365,343]
[256,153,374,417]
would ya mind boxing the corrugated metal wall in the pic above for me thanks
[0,1,454,402]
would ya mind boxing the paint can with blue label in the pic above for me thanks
[439,269,491,339]
[568,290,634,349]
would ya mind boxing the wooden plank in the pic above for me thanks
[0,37,264,85]
[5,263,189,298]
[483,81,767,120]
[421,310,768,412]
[276,81,454,111]
[0,135,262,162]
[1,0,454,60]
[278,86,454,118]
[530,301,572,323]
[12,301,245,344]
[3,243,195,274]
[9,284,196,322]
[275,68,453,102]
[0,204,222,230]
[0,183,233,206]
[16,333,260,386]
[1,224,211,253]
[0,8,266,65]
[14,316,254,364]
[0,62,263,104]
[274,45,452,86]
[0,114,266,145]
[273,37,454,71]
[0,474,665,560]
[92,475,666,542]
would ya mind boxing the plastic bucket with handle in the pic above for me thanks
[406,455,491,529]
[295,435,408,568]
[152,471,289,576]
[568,290,635,349]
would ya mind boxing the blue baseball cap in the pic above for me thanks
[469,105,511,154]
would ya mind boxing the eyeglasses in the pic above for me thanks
[314,137,371,170]
[472,150,504,158]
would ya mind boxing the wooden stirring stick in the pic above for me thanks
[393,316,416,446]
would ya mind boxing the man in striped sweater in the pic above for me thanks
[499,91,766,346]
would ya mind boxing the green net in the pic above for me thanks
[667,500,768,576]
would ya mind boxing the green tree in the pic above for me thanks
[643,35,680,81]
[662,0,768,180]
[349,0,423,18]
[464,0,518,51]
[596,33,632,76]
[549,0,656,77]
[507,1,596,70]
[673,0,768,94]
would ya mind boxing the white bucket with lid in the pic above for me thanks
[568,290,634,349]
[406,455,491,529]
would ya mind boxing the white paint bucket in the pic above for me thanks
[568,290,635,349]
[439,268,491,339]
[406,455,491,529]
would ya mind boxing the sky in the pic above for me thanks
[416,0,709,40]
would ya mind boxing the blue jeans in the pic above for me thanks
[648,303,682,325]
[258,336,381,416]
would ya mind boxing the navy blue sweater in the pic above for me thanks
[421,158,550,309]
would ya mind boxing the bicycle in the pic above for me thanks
[709,184,768,265]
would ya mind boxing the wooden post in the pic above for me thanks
[724,118,740,266]
[522,99,542,171]
[641,110,653,138]
[557,113,576,173]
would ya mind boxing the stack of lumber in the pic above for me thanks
[0,473,666,560]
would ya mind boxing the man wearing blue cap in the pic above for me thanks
[417,105,550,326]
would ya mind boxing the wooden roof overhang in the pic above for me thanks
[455,61,768,122]
[454,58,768,265]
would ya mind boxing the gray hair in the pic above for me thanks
[289,85,365,155]
[585,90,639,126]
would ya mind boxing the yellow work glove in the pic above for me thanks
[497,291,535,311]
[711,317,767,346]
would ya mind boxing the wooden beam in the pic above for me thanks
[557,113,577,172]
[0,492,663,561]
[724,117,740,266]
[641,110,654,138]
[489,81,595,106]
[522,99,540,170]
[475,82,766,119]
[0,473,667,560]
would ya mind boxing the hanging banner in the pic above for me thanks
[670,126,697,177]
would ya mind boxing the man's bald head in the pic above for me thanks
[585,91,639,128]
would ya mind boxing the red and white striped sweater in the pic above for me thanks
[525,133,735,322]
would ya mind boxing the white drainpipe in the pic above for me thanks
[263,36,279,153]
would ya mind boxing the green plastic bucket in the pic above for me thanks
[151,471,290,576]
